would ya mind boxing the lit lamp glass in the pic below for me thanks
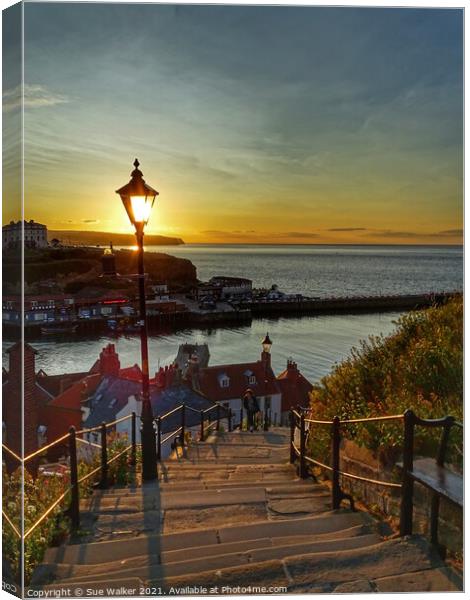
[116,159,159,229]
[262,333,272,353]
[130,195,153,224]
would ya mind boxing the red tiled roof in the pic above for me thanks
[118,365,143,382]
[197,360,280,402]
[48,373,101,410]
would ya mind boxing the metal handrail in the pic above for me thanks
[341,414,404,424]
[159,405,183,420]
[304,454,333,472]
[305,414,404,426]
[337,469,402,489]
[290,406,462,532]
[23,432,71,463]
[24,490,69,540]
[2,444,22,462]
[161,427,183,445]
[76,413,133,436]
[76,438,101,449]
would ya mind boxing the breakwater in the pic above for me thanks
[243,292,455,316]
[6,292,457,341]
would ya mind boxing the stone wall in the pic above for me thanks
[337,439,462,554]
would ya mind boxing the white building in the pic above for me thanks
[3,219,48,249]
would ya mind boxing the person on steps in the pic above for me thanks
[243,388,260,432]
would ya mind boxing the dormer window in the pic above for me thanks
[218,373,230,388]
[244,369,256,385]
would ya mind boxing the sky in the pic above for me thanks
[3,3,464,244]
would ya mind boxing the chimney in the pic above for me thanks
[99,343,120,377]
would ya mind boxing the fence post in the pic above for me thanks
[400,409,415,536]
[156,416,162,461]
[299,412,307,478]
[228,409,233,432]
[332,416,341,509]
[69,427,80,530]
[180,404,186,448]
[130,412,136,466]
[289,409,296,464]
[263,410,269,431]
[216,404,221,431]
[200,410,205,441]
[98,422,108,489]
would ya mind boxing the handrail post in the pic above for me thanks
[99,422,108,489]
[216,404,220,431]
[299,412,307,478]
[289,409,296,464]
[228,409,233,432]
[156,416,162,461]
[69,427,80,530]
[400,409,415,536]
[332,416,341,509]
[130,412,136,466]
[200,410,205,441]
[180,404,186,448]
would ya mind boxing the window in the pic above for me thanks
[249,375,256,385]
[219,376,230,388]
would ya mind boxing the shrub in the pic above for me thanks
[309,295,463,466]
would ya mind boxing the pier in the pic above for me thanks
[6,291,457,340]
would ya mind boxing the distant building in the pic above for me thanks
[192,276,252,301]
[189,335,282,425]
[2,219,48,249]
[276,359,314,424]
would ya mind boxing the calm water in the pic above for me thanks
[143,244,463,297]
[3,245,461,384]
[7,313,401,384]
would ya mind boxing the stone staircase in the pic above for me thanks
[30,428,462,594]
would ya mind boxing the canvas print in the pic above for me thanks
[2,2,463,597]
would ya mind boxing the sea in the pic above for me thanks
[3,245,463,384]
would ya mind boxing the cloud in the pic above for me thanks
[437,229,463,236]
[363,228,463,239]
[328,227,367,232]
[281,232,319,238]
[3,84,69,113]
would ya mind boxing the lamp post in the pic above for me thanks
[116,159,159,481]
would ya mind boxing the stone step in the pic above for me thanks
[145,536,461,592]
[35,533,382,585]
[82,486,268,512]
[43,510,367,566]
[90,480,324,498]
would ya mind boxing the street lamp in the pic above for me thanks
[262,332,272,354]
[116,159,159,481]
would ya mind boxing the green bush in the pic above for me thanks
[309,295,463,466]
[2,433,138,583]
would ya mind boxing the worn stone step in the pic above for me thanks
[82,486,268,513]
[36,533,382,586]
[33,524,373,584]
[146,536,460,591]
[43,511,367,566]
